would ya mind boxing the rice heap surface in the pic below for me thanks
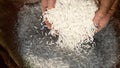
[18,3,118,68]
[44,0,98,50]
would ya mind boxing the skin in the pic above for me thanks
[41,0,118,32]
[93,0,118,32]
[41,0,56,29]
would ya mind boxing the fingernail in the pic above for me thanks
[94,23,99,28]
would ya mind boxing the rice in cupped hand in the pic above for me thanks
[43,0,98,50]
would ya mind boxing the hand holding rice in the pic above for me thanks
[43,0,98,50]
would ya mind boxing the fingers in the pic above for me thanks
[93,0,114,25]
[45,19,51,29]
[107,0,118,17]
[93,0,118,32]
[98,0,114,14]
[48,0,56,9]
[97,0,118,31]
[41,0,48,12]
[41,0,56,12]
[41,0,56,29]
[96,13,111,32]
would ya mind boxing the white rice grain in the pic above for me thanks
[43,0,98,50]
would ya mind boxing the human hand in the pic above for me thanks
[93,0,118,32]
[41,0,56,29]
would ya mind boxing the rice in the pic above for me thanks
[18,2,118,68]
[43,0,98,50]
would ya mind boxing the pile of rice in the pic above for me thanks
[18,2,118,67]
[43,0,98,50]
